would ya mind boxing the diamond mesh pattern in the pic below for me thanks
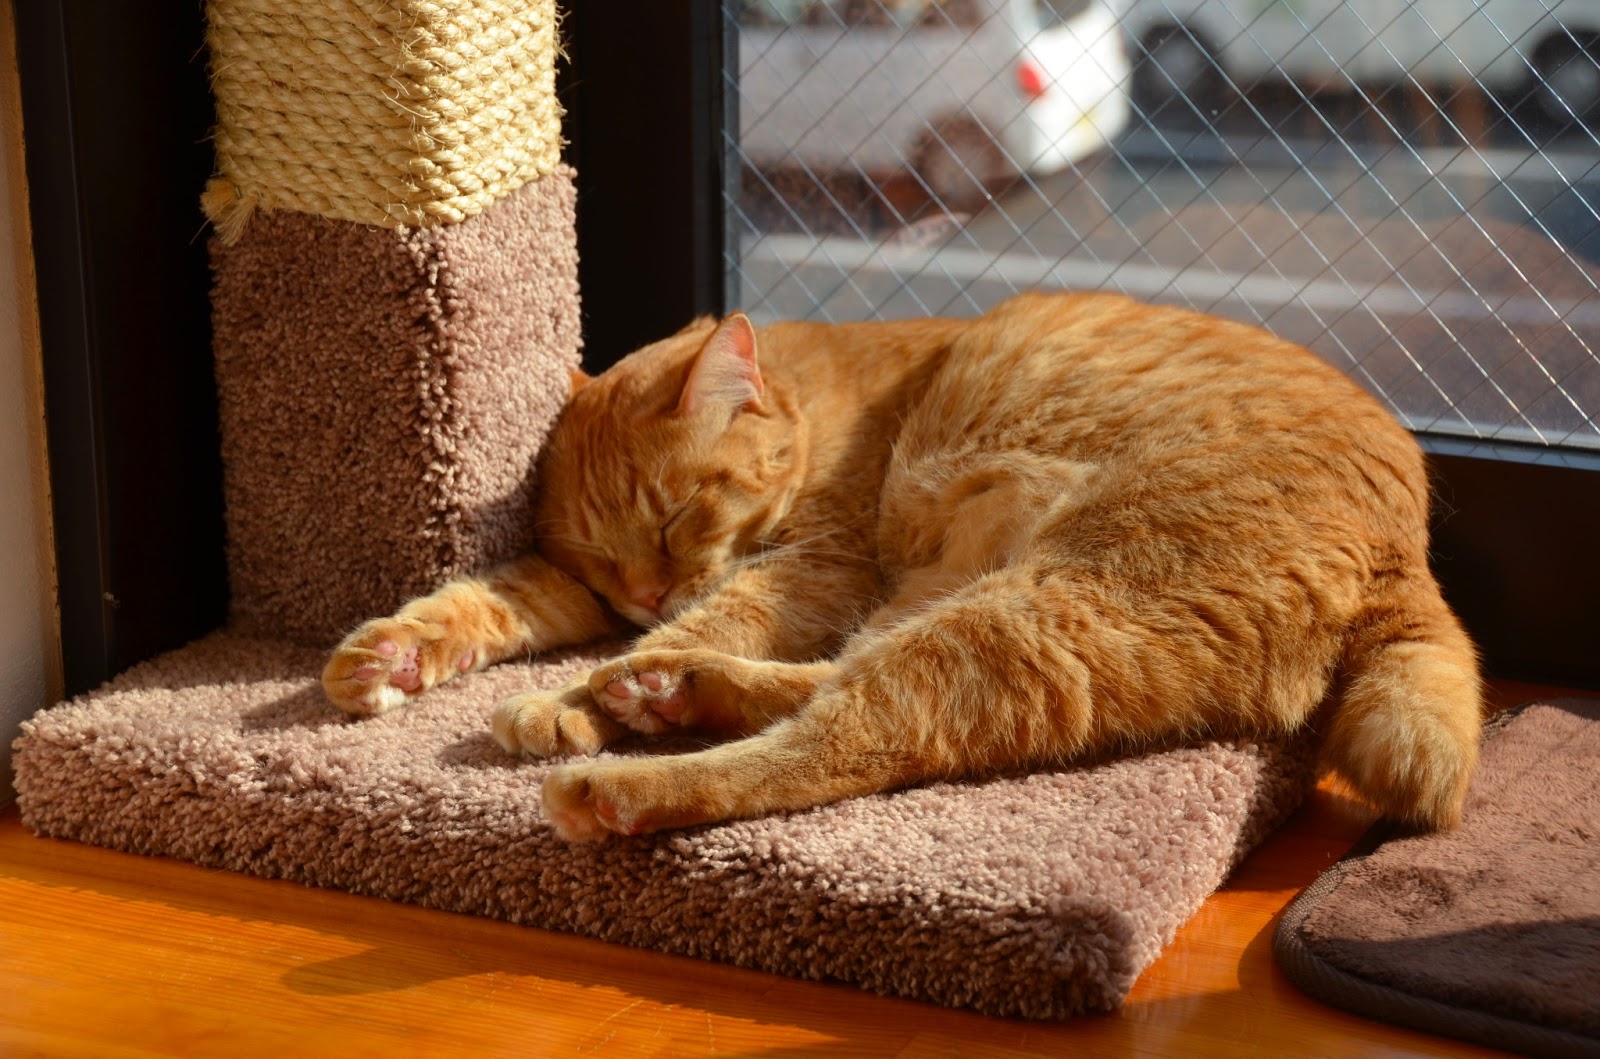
[724,0,1600,448]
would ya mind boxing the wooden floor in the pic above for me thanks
[1,679,1570,1058]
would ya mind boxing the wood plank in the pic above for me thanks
[2,676,1573,1056]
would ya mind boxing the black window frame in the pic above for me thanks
[16,0,1599,696]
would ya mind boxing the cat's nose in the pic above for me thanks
[624,579,669,616]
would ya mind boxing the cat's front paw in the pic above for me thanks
[322,617,477,717]
[492,681,627,759]
[587,650,707,734]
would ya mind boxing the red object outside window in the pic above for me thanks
[1017,59,1049,99]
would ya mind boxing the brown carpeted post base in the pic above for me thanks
[209,168,581,647]
[13,635,1315,1019]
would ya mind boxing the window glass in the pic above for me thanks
[725,0,1600,448]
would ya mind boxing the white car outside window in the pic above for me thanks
[737,0,1132,206]
[1121,0,1600,124]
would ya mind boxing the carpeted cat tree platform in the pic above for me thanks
[10,0,1317,1019]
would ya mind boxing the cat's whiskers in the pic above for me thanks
[724,545,857,575]
[733,516,874,573]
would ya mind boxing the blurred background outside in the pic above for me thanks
[724,0,1600,449]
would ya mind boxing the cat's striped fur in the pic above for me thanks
[324,292,1482,840]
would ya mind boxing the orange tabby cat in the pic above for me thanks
[323,291,1482,841]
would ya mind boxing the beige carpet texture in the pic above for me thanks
[13,632,1316,1019]
[209,166,581,646]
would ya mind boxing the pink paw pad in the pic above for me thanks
[457,651,475,672]
[390,646,422,693]
[649,687,688,723]
[592,797,644,836]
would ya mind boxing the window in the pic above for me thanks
[725,0,1600,450]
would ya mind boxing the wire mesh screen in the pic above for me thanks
[723,0,1600,449]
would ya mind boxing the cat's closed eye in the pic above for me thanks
[658,486,704,555]
[659,515,681,558]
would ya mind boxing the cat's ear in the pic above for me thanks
[677,312,763,417]
[569,369,591,396]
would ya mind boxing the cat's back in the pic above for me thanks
[921,291,1398,457]
[887,291,1431,559]
[921,293,1409,476]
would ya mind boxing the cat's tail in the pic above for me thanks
[1323,583,1483,829]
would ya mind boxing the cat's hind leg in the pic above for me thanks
[541,566,1118,839]
[540,551,1368,840]
[540,709,909,840]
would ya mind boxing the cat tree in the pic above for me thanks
[11,0,1314,1018]
[201,0,578,643]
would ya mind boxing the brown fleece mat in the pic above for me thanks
[209,168,581,646]
[14,633,1315,1019]
[1275,699,1600,1057]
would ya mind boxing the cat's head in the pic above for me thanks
[534,313,805,626]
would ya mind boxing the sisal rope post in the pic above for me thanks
[203,0,564,239]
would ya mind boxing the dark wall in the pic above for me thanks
[16,2,225,695]
[1425,441,1600,689]
[560,0,728,371]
